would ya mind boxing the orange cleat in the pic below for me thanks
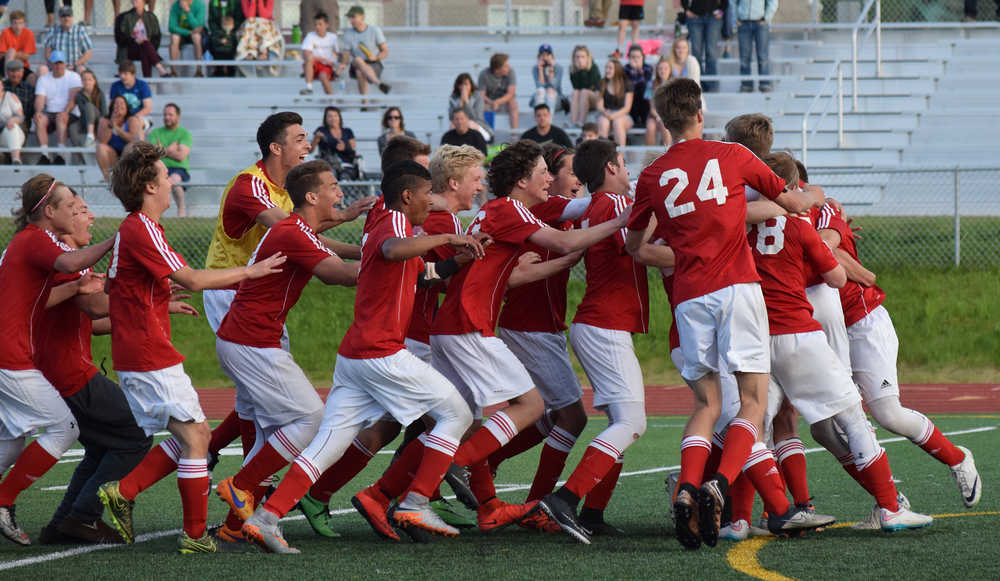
[477,498,539,532]
[351,486,400,541]
[215,477,255,523]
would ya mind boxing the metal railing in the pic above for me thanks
[851,0,883,110]
[800,60,845,168]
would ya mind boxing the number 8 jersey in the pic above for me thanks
[629,139,786,304]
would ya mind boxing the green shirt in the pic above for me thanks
[148,126,193,171]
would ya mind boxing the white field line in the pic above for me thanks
[3,424,994,571]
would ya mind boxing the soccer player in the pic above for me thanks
[428,139,632,531]
[213,160,362,539]
[0,175,112,546]
[625,78,826,549]
[97,142,286,554]
[539,139,674,543]
[242,161,485,552]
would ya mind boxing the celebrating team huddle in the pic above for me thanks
[0,79,981,555]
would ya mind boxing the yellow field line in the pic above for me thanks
[726,511,1000,581]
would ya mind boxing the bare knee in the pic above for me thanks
[552,401,588,436]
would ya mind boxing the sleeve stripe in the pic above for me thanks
[251,176,277,209]
[817,204,835,229]
[297,220,334,255]
[513,199,545,226]
[392,211,407,237]
[139,215,185,271]
[451,214,463,235]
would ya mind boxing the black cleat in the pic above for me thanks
[673,484,701,550]
[538,493,591,545]
[697,476,728,548]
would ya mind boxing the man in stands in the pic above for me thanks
[479,53,518,130]
[148,103,192,217]
[169,0,207,77]
[441,109,488,155]
[521,104,574,148]
[340,5,390,96]
[44,7,92,73]
[33,50,82,166]
[110,60,153,127]
[4,59,33,136]
[1,11,37,85]
[301,11,344,96]
[734,0,777,92]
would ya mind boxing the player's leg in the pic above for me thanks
[772,398,811,507]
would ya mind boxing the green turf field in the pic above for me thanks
[2,415,996,580]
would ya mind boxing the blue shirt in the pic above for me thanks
[110,79,151,115]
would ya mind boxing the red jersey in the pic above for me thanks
[108,212,188,372]
[573,192,649,333]
[405,210,462,344]
[0,225,71,370]
[749,216,839,336]
[817,205,885,326]
[219,162,282,241]
[33,270,98,396]
[498,195,574,334]
[362,196,387,235]
[650,224,681,351]
[217,214,335,349]
[339,210,424,359]
[433,197,546,337]
[629,139,786,305]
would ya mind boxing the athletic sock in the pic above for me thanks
[376,438,425,500]
[238,418,256,456]
[453,411,516,467]
[582,455,623,511]
[775,438,810,505]
[177,458,210,539]
[405,433,460,499]
[526,427,578,501]
[0,441,59,505]
[487,422,546,472]
[118,439,181,500]
[916,424,965,466]
[715,418,758,485]
[678,435,712,490]
[208,410,241,456]
[309,439,375,503]
[857,450,899,511]
[263,461,316,518]
[564,445,618,500]
[233,436,296,491]
[729,473,755,523]
[701,441,724,483]
[742,443,790,516]
[468,459,498,504]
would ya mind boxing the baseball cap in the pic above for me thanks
[5,59,24,72]
[58,6,74,17]
[49,50,67,63]
[538,43,553,55]
[347,5,364,17]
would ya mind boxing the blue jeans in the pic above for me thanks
[738,20,771,91]
[687,14,723,92]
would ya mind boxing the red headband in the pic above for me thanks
[31,179,59,214]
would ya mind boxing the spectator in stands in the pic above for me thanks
[1,11,37,85]
[340,5,391,96]
[236,4,284,73]
[683,0,724,92]
[449,72,492,142]
[665,36,701,85]
[569,45,600,127]
[585,0,612,27]
[209,14,238,76]
[75,69,105,147]
[110,61,153,128]
[33,50,81,165]
[208,0,243,32]
[44,1,72,28]
[963,0,999,21]
[113,1,160,18]
[441,108,487,155]
[377,106,415,155]
[148,102,192,216]
[0,79,26,164]
[115,0,172,78]
[577,121,599,144]
[615,1,645,59]
[734,0,777,92]
[644,56,672,145]
[596,59,634,146]
[312,105,359,180]
[3,59,33,134]
[96,95,143,180]
[624,43,652,131]
[44,7,93,73]
[301,0,339,33]
[531,44,564,114]
[241,0,273,18]
[170,0,207,77]
[521,103,573,148]
[300,11,343,95]
[479,52,518,130]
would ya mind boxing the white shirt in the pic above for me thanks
[35,70,82,114]
[302,31,339,63]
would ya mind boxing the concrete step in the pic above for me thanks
[774,129,911,150]
[797,77,937,94]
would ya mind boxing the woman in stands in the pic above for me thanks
[76,70,106,149]
[448,73,492,143]
[311,106,358,180]
[666,37,701,87]
[96,96,143,181]
[644,57,672,146]
[568,45,601,127]
[0,81,26,165]
[377,107,416,156]
[595,60,634,147]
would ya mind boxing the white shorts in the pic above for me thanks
[497,328,582,411]
[215,338,323,430]
[847,305,900,403]
[404,338,432,364]
[569,323,643,409]
[806,283,851,369]
[430,333,534,415]
[0,369,75,440]
[326,350,458,429]
[117,363,206,436]
[675,283,770,381]
[766,331,862,426]
[670,347,740,437]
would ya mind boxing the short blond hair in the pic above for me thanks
[724,114,774,158]
[430,145,485,193]
[762,152,799,187]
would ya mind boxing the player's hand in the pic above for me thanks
[846,217,863,238]
[246,252,286,279]
[168,301,199,317]
[340,196,378,221]
[169,281,192,300]
[517,251,541,266]
[472,232,493,250]
[447,234,486,259]
[77,271,106,295]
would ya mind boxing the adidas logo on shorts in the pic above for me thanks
[880,379,892,390]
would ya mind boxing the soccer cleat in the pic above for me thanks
[0,505,30,546]
[719,519,750,541]
[214,523,248,544]
[579,512,624,537]
[177,531,220,554]
[665,470,680,523]
[767,505,836,535]
[950,446,982,507]
[478,498,540,533]
[242,509,300,554]
[430,498,476,529]
[853,491,911,530]
[98,481,135,544]
[696,477,728,548]
[297,493,341,538]
[57,516,124,544]
[537,494,590,544]
[38,523,75,545]
[444,463,478,511]
[215,477,255,523]
[351,486,400,541]
[673,485,701,550]
[392,492,460,538]
[879,507,933,532]
[519,509,562,533]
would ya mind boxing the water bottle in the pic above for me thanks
[291,25,302,45]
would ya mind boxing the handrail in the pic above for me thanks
[801,60,846,167]
[852,0,883,110]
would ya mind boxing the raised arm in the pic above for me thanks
[746,199,787,224]
[54,237,115,273]
[311,255,360,286]
[507,249,583,289]
[772,184,825,214]
[527,208,630,255]
[169,252,286,291]
[381,233,485,263]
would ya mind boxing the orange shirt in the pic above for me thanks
[0,27,36,68]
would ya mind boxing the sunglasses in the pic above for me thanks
[387,115,402,120]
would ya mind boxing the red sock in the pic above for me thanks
[376,438,424,499]
[309,440,374,503]
[263,461,315,518]
[239,418,256,456]
[583,458,623,511]
[857,451,899,511]
[454,412,516,466]
[678,436,712,490]
[0,441,59,505]
[918,425,965,466]
[177,459,209,538]
[715,419,758,486]
[527,444,571,502]
[564,445,617,500]
[487,423,545,472]
[406,443,456,499]
[742,446,790,516]
[729,473,755,523]
[209,410,241,456]
[233,442,288,491]
[468,459,497,504]
[118,440,180,500]
[700,442,723,483]
[775,439,810,505]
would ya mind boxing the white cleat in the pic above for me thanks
[392,492,460,538]
[242,509,300,554]
[665,470,680,523]
[853,491,911,530]
[950,446,982,508]
[719,519,749,541]
[879,507,933,532]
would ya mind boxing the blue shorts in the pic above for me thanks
[167,167,190,182]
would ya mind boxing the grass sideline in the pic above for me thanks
[2,415,996,580]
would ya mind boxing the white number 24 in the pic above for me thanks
[659,159,729,218]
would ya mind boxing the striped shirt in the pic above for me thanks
[43,24,93,65]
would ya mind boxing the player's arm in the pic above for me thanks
[54,238,115,274]
[624,218,675,268]
[772,184,825,214]
[821,264,847,288]
[381,233,487,263]
[169,253,286,291]
[819,228,876,287]
[507,250,583,289]
[46,273,104,308]
[312,255,360,286]
[91,318,111,335]
[559,196,592,222]
[74,291,110,320]
[527,208,630,255]
[746,199,787,223]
